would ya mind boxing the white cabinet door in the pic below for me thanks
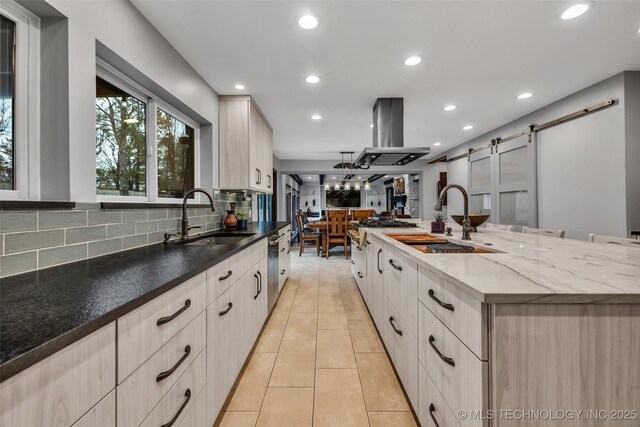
[366,238,386,330]
[384,245,418,337]
[252,257,269,339]
[206,282,241,425]
[248,102,263,192]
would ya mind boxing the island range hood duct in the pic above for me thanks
[354,98,430,167]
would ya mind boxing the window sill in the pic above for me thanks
[0,200,76,211]
[99,202,214,210]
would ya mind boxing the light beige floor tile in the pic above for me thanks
[227,352,277,411]
[368,412,418,427]
[316,329,357,368]
[255,327,284,353]
[343,297,370,321]
[349,320,385,353]
[317,304,349,330]
[291,288,318,313]
[314,369,369,427]
[256,388,313,427]
[269,340,316,387]
[270,297,293,321]
[318,287,344,307]
[282,311,317,340]
[356,352,410,411]
[218,411,259,427]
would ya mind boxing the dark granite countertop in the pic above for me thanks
[0,221,290,382]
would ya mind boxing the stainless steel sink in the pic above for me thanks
[180,232,256,246]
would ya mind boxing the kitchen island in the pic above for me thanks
[350,223,640,426]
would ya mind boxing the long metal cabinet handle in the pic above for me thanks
[377,249,382,274]
[156,345,191,382]
[428,289,455,311]
[429,403,441,427]
[219,302,233,316]
[257,271,262,293]
[389,259,402,271]
[254,273,260,299]
[389,316,403,336]
[429,335,455,366]
[157,299,191,326]
[160,389,191,427]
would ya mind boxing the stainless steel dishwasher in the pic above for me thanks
[267,231,286,312]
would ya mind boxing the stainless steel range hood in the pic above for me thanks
[354,98,430,167]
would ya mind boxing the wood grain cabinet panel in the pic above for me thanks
[384,245,419,337]
[418,265,488,360]
[117,312,206,427]
[419,302,487,427]
[366,237,386,329]
[117,272,206,383]
[71,390,115,427]
[139,350,207,427]
[491,304,640,427]
[419,362,462,427]
[0,323,115,427]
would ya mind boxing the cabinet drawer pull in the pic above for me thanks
[256,169,261,185]
[156,345,191,382]
[257,271,262,294]
[281,247,285,252]
[377,249,382,274]
[429,335,455,366]
[428,403,441,427]
[160,388,191,427]
[351,260,355,265]
[357,272,363,279]
[281,269,285,275]
[254,273,260,299]
[219,302,233,316]
[389,316,403,336]
[388,259,402,271]
[268,175,272,189]
[219,270,233,281]
[428,289,455,311]
[157,299,191,326]
[287,247,290,254]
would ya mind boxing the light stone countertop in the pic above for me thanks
[364,223,640,304]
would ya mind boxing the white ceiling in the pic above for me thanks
[131,0,640,161]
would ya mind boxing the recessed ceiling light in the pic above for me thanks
[517,92,533,100]
[311,114,322,120]
[433,142,442,146]
[384,175,389,178]
[463,125,474,130]
[370,124,374,128]
[561,3,589,20]
[404,56,422,66]
[332,176,336,179]
[305,75,320,84]
[444,105,456,111]
[235,84,245,90]
[358,176,362,179]
[298,14,318,30]
[307,176,311,179]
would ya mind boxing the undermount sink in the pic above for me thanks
[180,232,256,246]
[387,234,500,254]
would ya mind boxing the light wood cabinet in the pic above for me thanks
[384,245,418,337]
[419,363,462,427]
[366,237,386,329]
[117,272,207,383]
[278,226,291,291]
[71,390,116,427]
[0,323,116,427]
[219,96,273,193]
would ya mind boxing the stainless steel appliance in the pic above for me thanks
[267,231,286,312]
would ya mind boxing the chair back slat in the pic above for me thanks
[351,209,375,222]
[327,210,348,237]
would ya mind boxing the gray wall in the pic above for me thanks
[421,72,636,240]
[38,0,219,201]
[624,71,640,235]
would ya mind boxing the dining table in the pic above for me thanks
[307,220,355,257]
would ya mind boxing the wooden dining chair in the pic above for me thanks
[588,233,640,248]
[522,226,565,238]
[296,210,320,256]
[486,223,513,232]
[351,209,375,223]
[326,209,349,259]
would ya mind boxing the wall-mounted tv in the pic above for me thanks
[326,189,360,208]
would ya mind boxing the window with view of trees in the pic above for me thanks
[96,76,147,196]
[157,108,194,199]
[0,15,16,191]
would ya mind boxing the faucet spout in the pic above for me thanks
[437,184,472,241]
[181,188,215,239]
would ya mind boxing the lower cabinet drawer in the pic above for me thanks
[177,386,207,427]
[117,312,206,427]
[118,272,207,383]
[419,362,462,427]
[139,350,207,427]
[382,296,419,410]
[0,323,116,427]
[71,390,115,427]
[419,302,487,427]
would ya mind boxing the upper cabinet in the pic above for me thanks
[219,96,273,193]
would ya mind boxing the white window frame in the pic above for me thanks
[96,60,201,204]
[0,0,40,200]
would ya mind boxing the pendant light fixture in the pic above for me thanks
[326,152,370,191]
